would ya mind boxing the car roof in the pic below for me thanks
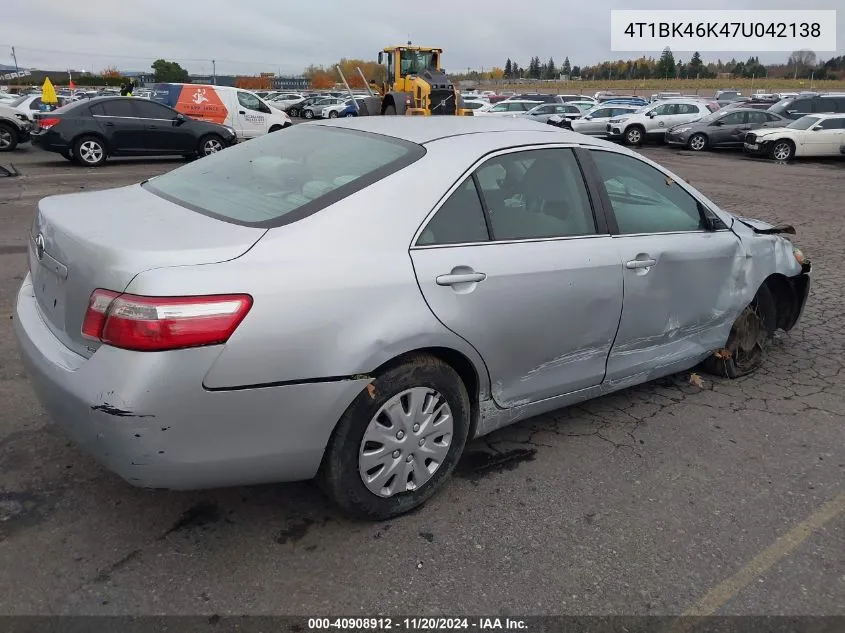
[314,116,603,144]
[797,112,845,119]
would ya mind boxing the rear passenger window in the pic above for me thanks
[417,179,489,246]
[98,100,134,117]
[475,148,597,240]
[818,118,845,129]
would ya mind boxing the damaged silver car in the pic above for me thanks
[14,117,811,520]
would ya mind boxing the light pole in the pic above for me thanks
[212,59,217,85]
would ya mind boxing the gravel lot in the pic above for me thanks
[0,139,843,617]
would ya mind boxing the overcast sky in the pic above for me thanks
[2,0,842,76]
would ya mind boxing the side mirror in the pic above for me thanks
[378,52,384,65]
[811,125,823,131]
[646,112,655,118]
[174,113,187,124]
[711,119,724,126]
[584,115,593,120]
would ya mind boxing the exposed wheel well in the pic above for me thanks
[371,347,481,438]
[381,95,396,114]
[762,273,804,331]
[269,124,283,132]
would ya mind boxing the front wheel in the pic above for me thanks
[328,110,339,119]
[624,126,644,145]
[687,133,708,151]
[320,355,470,520]
[198,134,224,157]
[303,109,314,119]
[701,284,776,378]
[771,140,794,161]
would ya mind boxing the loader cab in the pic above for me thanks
[379,46,441,89]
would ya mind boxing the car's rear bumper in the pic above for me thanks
[30,129,69,152]
[14,275,369,490]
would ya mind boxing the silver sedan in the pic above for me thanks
[14,117,811,520]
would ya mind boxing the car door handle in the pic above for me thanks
[625,259,657,269]
[239,110,246,115]
[436,272,487,286]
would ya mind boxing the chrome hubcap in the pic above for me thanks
[773,143,791,160]
[79,140,103,163]
[0,129,11,149]
[627,129,641,143]
[203,139,222,154]
[689,136,705,150]
[358,387,453,498]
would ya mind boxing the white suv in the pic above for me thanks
[607,99,718,145]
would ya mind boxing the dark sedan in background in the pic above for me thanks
[31,97,237,166]
[666,108,789,151]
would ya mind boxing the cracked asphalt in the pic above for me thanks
[0,142,843,617]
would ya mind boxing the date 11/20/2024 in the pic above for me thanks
[307,617,528,630]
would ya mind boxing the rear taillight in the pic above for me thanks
[38,117,61,130]
[81,289,253,352]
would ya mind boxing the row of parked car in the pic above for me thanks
[465,90,845,161]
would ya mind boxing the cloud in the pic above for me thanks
[2,0,842,75]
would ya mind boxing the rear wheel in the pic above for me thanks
[320,355,470,520]
[687,133,708,151]
[701,284,776,378]
[0,123,18,152]
[624,125,644,145]
[328,110,339,119]
[198,134,224,157]
[73,136,106,166]
[771,140,794,161]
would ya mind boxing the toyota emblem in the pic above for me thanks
[35,233,45,260]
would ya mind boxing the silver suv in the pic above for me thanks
[606,99,718,145]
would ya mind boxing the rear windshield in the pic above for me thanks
[143,125,425,228]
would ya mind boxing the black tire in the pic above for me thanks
[624,125,645,146]
[198,134,224,157]
[328,110,339,119]
[269,125,282,133]
[770,139,794,161]
[289,108,300,117]
[320,355,471,521]
[687,133,708,151]
[73,135,107,166]
[303,109,314,119]
[701,284,777,379]
[0,122,19,152]
[384,104,397,116]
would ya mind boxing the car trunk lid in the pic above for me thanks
[29,183,266,358]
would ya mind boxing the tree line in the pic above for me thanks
[497,50,845,82]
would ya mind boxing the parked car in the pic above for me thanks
[289,95,329,117]
[607,99,718,145]
[151,83,292,140]
[14,117,811,520]
[666,108,790,151]
[600,97,649,107]
[460,99,488,111]
[506,93,564,104]
[30,96,238,166]
[302,97,347,119]
[557,94,596,104]
[474,99,543,116]
[518,103,583,124]
[768,93,845,120]
[556,104,642,135]
[322,98,368,118]
[0,103,32,151]
[721,100,773,111]
[743,113,845,161]
[715,89,744,106]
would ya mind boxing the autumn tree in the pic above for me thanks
[101,66,122,78]
[489,67,504,80]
